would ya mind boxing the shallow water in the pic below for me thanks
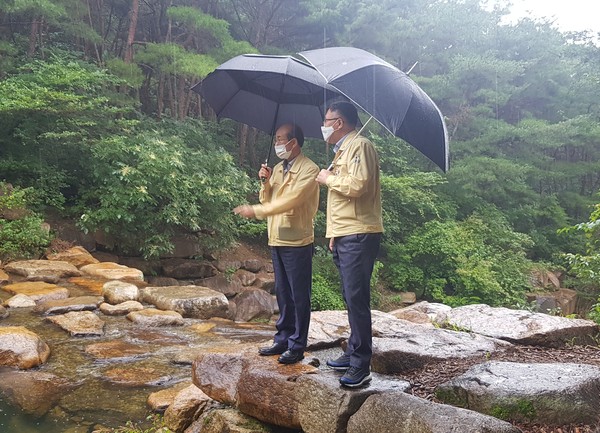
[0,282,274,432]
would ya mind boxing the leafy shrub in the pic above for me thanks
[0,183,52,261]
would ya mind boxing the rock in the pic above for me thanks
[0,268,9,285]
[402,301,452,321]
[4,293,36,308]
[147,276,180,286]
[67,276,106,294]
[242,259,263,273]
[80,262,144,281]
[347,391,522,433]
[46,246,99,268]
[4,259,81,282]
[192,346,318,429]
[435,304,600,347]
[34,295,103,315]
[160,234,203,259]
[231,288,276,322]
[126,308,185,326]
[307,310,351,349]
[141,285,228,319]
[0,370,78,417]
[253,274,275,293]
[0,304,8,318]
[164,384,212,432]
[161,258,217,279]
[0,326,50,368]
[436,361,600,425]
[46,311,105,336]
[196,275,243,297]
[2,281,70,303]
[234,269,257,286]
[103,366,175,387]
[525,288,578,316]
[387,307,434,327]
[190,408,271,433]
[99,300,144,315]
[214,260,242,273]
[85,340,150,362]
[296,371,410,433]
[147,381,193,413]
[102,280,139,304]
[118,256,161,276]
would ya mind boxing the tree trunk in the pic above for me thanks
[124,0,139,63]
[28,18,39,57]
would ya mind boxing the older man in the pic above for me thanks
[234,123,319,364]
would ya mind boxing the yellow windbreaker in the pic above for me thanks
[325,131,383,238]
[253,153,320,247]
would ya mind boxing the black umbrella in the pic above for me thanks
[192,54,341,140]
[299,47,449,172]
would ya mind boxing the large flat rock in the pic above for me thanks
[46,311,105,336]
[33,295,103,315]
[435,304,599,346]
[2,281,69,303]
[141,285,228,319]
[80,262,144,281]
[4,259,81,283]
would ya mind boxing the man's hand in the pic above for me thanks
[259,164,272,181]
[233,205,255,219]
[316,169,332,185]
[329,237,335,251]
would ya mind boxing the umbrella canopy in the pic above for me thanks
[299,47,449,172]
[192,54,342,139]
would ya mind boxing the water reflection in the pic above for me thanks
[0,281,274,431]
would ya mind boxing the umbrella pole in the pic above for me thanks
[261,133,274,183]
[327,116,374,170]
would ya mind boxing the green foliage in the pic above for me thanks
[386,211,533,307]
[311,247,345,311]
[0,183,52,261]
[78,120,251,258]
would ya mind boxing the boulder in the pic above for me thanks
[161,258,216,279]
[126,308,184,326]
[2,281,69,303]
[234,269,257,286]
[192,408,272,433]
[80,262,144,281]
[85,340,150,362]
[435,304,599,346]
[163,384,211,432]
[0,326,50,368]
[196,275,243,297]
[147,381,193,413]
[46,311,105,336]
[347,392,522,433]
[99,300,144,316]
[436,361,600,425]
[4,293,36,308]
[33,295,103,315]
[242,259,263,273]
[4,259,81,283]
[102,280,139,304]
[231,288,276,322]
[141,285,228,319]
[46,246,99,268]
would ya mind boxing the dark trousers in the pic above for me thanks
[271,243,313,352]
[333,233,382,370]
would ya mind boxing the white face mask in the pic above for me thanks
[275,139,293,159]
[321,126,334,142]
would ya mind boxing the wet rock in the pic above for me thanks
[147,276,180,286]
[147,381,193,413]
[253,274,275,293]
[192,346,318,429]
[436,361,600,425]
[398,301,452,321]
[102,280,139,304]
[34,295,103,315]
[85,340,150,362]
[0,268,9,285]
[192,408,272,433]
[4,259,81,282]
[46,246,99,268]
[119,256,161,276]
[0,304,8,318]
[141,285,228,319]
[346,391,521,433]
[388,307,434,326]
[103,365,176,387]
[46,311,105,336]
[99,300,144,315]
[296,370,410,433]
[435,304,600,347]
[2,281,70,303]
[0,326,50,368]
[231,288,276,322]
[80,262,144,281]
[126,308,185,326]
[164,384,212,432]
[4,293,36,308]
[161,258,217,279]
[234,269,257,287]
[0,370,78,417]
[67,276,107,294]
[242,259,262,273]
[196,275,243,297]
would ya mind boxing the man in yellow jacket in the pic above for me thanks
[316,101,383,387]
[234,123,319,364]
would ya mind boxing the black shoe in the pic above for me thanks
[339,366,372,388]
[258,343,287,356]
[326,354,351,371]
[277,349,304,364]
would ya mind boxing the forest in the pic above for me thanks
[0,0,599,319]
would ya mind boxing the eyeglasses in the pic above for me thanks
[273,138,292,145]
[323,117,341,124]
